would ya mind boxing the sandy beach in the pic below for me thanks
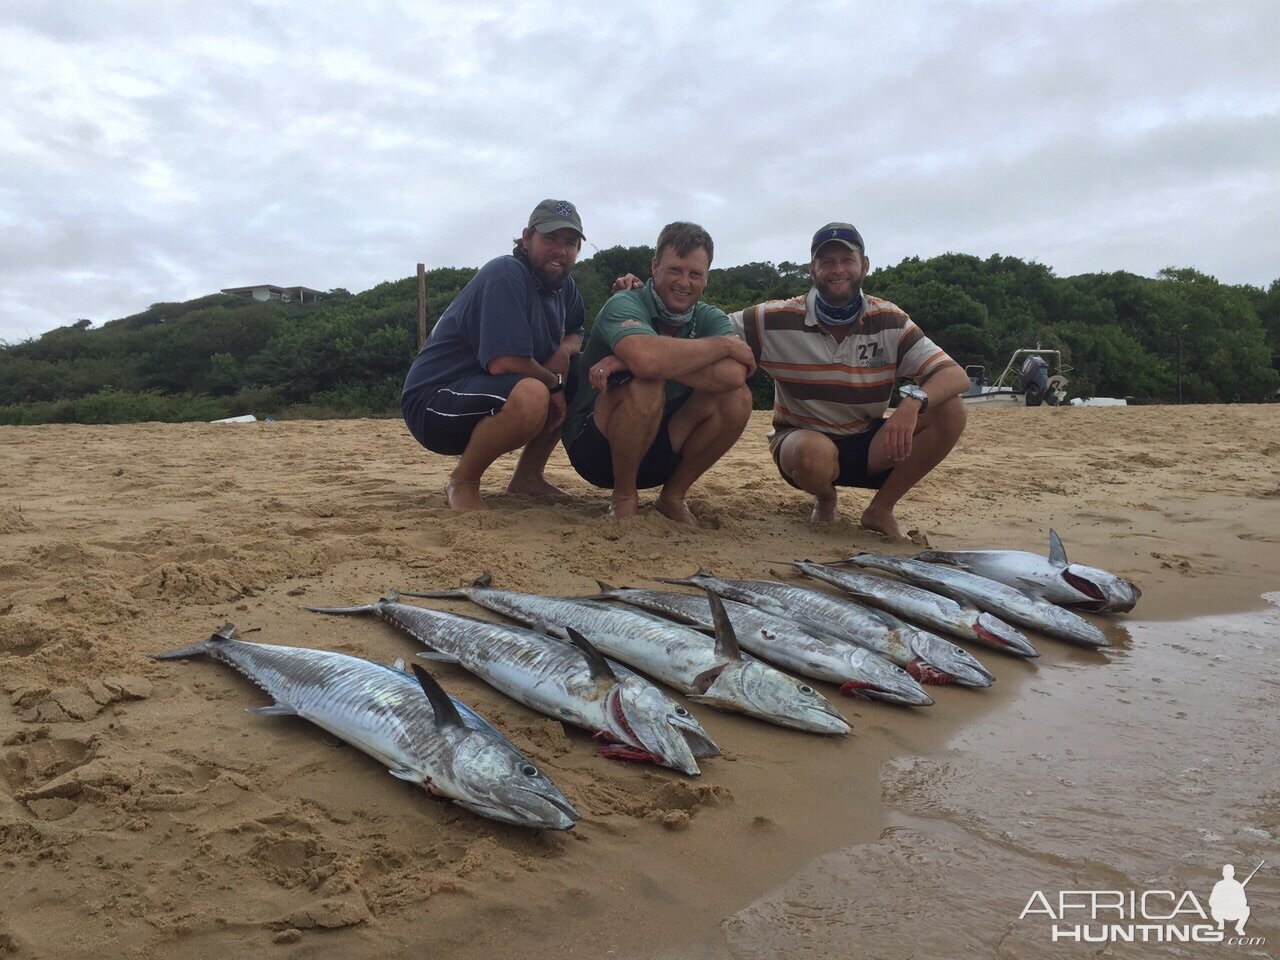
[1,405,1277,959]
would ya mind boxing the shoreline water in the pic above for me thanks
[1,406,1277,958]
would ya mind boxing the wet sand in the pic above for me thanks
[1,405,1277,958]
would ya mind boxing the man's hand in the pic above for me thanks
[588,354,630,392]
[718,336,758,376]
[611,273,644,292]
[881,404,918,462]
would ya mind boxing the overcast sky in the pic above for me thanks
[2,1,1277,344]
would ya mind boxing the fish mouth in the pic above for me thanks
[908,632,995,688]
[973,613,1040,658]
[1063,570,1141,613]
[456,787,580,830]
[842,658,935,705]
[695,664,850,735]
[604,684,703,775]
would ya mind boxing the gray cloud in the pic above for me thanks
[1,0,1276,344]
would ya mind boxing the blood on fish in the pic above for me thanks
[595,743,659,763]
[906,659,958,685]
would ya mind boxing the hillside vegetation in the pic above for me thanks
[2,250,1277,424]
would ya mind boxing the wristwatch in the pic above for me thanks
[898,384,928,413]
[548,373,564,394]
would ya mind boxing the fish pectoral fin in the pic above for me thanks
[246,703,297,717]
[387,766,421,783]
[415,651,462,664]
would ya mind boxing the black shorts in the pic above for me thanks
[566,409,682,490]
[771,420,892,490]
[402,373,525,456]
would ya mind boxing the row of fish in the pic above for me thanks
[151,531,1139,830]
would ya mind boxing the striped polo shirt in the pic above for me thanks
[731,289,958,437]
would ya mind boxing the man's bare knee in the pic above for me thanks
[596,377,664,432]
[500,378,552,435]
[927,394,967,438]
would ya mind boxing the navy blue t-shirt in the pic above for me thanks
[402,255,585,395]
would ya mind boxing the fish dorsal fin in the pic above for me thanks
[704,589,741,660]
[411,664,465,729]
[695,567,713,578]
[472,571,493,588]
[385,589,401,602]
[1048,529,1068,566]
[216,623,238,641]
[564,627,617,682]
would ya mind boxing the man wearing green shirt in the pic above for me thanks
[562,222,755,523]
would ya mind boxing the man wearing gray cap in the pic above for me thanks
[401,200,586,511]
[731,222,969,538]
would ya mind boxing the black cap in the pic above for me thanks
[810,222,864,257]
[528,199,585,240]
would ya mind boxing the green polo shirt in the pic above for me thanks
[562,283,734,445]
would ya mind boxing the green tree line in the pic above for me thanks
[2,251,1277,425]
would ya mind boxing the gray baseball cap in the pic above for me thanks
[811,222,865,256]
[528,199,585,240]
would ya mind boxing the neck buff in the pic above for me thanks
[814,291,864,327]
[648,279,696,327]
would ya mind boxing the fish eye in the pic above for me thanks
[799,684,815,694]
[520,764,540,778]
[674,706,690,717]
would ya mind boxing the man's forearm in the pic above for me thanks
[615,335,742,382]
[674,357,751,392]
[486,355,559,387]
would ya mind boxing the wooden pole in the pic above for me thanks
[416,262,427,349]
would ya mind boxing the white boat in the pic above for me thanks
[962,348,1070,407]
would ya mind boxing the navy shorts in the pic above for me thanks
[771,420,892,490]
[566,409,682,490]
[402,373,524,456]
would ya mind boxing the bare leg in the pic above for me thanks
[657,385,752,523]
[861,396,967,538]
[507,423,568,498]
[776,429,843,522]
[593,378,664,518]
[447,378,550,511]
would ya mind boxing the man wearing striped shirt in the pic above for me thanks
[731,223,969,537]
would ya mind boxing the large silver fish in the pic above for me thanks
[659,570,995,688]
[400,578,851,735]
[591,583,933,706]
[789,561,1040,659]
[915,530,1141,613]
[304,593,714,776]
[844,553,1110,649]
[151,624,579,830]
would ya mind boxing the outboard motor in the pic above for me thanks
[1021,355,1050,407]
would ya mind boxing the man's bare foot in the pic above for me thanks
[445,479,488,512]
[506,476,569,498]
[608,494,641,519]
[859,504,907,541]
[655,495,698,525]
[810,493,840,523]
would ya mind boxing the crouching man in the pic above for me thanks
[561,221,754,523]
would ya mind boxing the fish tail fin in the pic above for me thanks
[150,622,237,660]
